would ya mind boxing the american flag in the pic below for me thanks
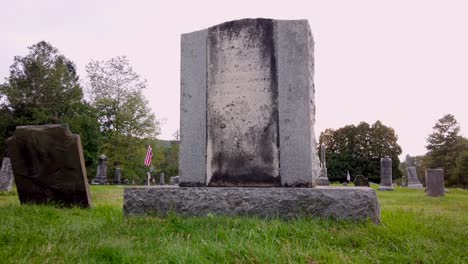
[144,145,153,167]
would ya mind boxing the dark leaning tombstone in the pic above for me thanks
[425,169,445,197]
[124,18,381,223]
[354,175,370,187]
[0,157,14,192]
[6,125,91,207]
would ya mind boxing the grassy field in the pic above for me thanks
[0,186,467,263]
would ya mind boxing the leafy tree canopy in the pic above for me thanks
[0,41,100,166]
[0,41,83,124]
[319,121,402,183]
[425,114,467,186]
[86,56,159,138]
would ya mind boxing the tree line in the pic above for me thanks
[0,41,178,183]
[406,114,468,188]
[320,115,467,188]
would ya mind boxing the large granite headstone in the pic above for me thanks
[124,18,380,223]
[378,157,394,191]
[425,169,445,197]
[405,155,423,189]
[6,125,91,207]
[180,18,320,187]
[0,158,14,192]
[354,175,370,187]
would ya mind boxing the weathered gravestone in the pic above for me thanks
[92,155,108,184]
[378,157,394,191]
[316,144,330,186]
[6,125,91,207]
[124,18,380,223]
[114,166,122,185]
[354,175,370,187]
[169,176,180,185]
[159,173,165,185]
[0,157,14,192]
[425,169,445,197]
[178,18,321,187]
[405,155,423,189]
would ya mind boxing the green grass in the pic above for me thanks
[0,186,467,263]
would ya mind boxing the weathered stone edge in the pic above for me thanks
[123,187,381,224]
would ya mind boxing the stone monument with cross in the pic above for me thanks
[405,155,423,189]
[124,18,380,223]
[316,144,330,186]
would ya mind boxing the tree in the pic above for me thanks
[454,149,468,188]
[86,56,160,180]
[0,41,82,124]
[425,114,466,185]
[86,56,159,138]
[0,41,100,169]
[319,121,402,183]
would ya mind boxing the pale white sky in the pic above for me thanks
[1,0,467,159]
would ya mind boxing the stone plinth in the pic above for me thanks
[123,186,381,224]
[425,169,445,197]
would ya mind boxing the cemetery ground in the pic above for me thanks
[0,186,466,263]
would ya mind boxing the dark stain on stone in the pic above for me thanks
[207,18,280,187]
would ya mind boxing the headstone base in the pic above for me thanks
[378,185,394,191]
[316,177,330,186]
[123,186,381,224]
[407,184,423,189]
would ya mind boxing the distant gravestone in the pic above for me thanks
[405,155,422,189]
[92,155,108,184]
[401,176,408,187]
[0,158,14,192]
[354,175,370,187]
[114,166,122,185]
[316,144,330,186]
[425,169,445,197]
[6,125,91,207]
[169,176,180,185]
[378,157,394,191]
[159,173,165,185]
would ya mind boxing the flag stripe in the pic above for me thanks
[144,145,153,167]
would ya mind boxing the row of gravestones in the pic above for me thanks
[91,156,179,186]
[91,154,130,185]
[317,147,445,197]
[317,145,445,196]
[348,157,444,196]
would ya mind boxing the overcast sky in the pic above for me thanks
[1,0,467,159]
